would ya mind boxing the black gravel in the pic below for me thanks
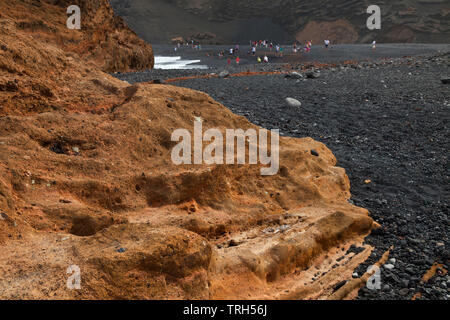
[113,48,450,300]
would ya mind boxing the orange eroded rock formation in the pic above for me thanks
[0,0,374,300]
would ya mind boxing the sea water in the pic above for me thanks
[154,56,208,70]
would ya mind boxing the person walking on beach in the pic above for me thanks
[304,41,310,53]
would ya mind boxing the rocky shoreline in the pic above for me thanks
[113,46,450,300]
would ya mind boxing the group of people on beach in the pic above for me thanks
[173,40,204,52]
[173,38,378,67]
[201,38,322,66]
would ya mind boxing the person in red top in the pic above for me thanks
[236,56,240,65]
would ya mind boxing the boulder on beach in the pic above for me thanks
[306,71,321,79]
[285,72,303,80]
[219,70,230,78]
[285,97,302,107]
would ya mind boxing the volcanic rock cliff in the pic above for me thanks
[110,0,450,44]
[0,0,154,116]
[1,0,154,73]
[0,0,376,300]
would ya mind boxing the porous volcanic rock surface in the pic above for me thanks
[0,0,377,300]
[110,0,450,44]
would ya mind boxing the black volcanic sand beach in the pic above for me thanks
[113,44,450,300]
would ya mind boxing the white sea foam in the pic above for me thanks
[154,56,207,70]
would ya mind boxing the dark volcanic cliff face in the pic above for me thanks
[110,0,450,44]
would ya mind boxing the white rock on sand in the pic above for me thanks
[285,97,302,107]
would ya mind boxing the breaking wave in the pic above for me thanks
[154,56,208,70]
